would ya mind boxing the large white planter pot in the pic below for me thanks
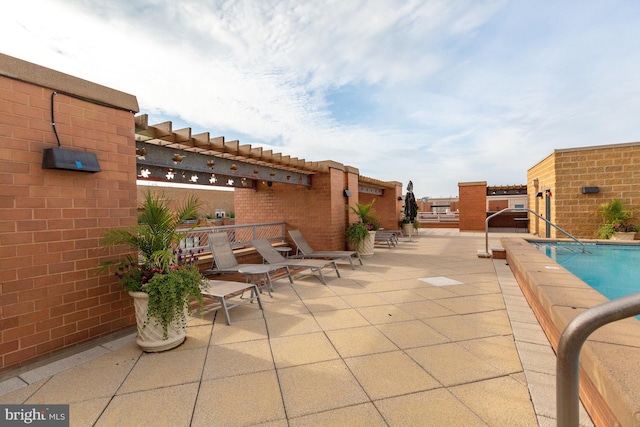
[129,291,186,352]
[611,232,638,241]
[358,230,376,257]
[402,223,413,237]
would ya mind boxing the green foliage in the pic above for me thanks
[346,200,380,230]
[345,200,379,248]
[144,263,204,339]
[345,222,370,248]
[101,190,200,268]
[597,199,637,239]
[99,190,204,339]
[598,199,631,224]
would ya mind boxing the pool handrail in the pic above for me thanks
[556,292,640,427]
[483,208,586,256]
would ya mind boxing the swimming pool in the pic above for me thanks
[531,242,640,301]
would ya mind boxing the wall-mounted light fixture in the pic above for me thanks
[535,191,543,198]
[581,186,599,194]
[343,189,351,198]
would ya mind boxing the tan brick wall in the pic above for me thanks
[528,142,640,239]
[0,64,138,373]
[528,152,556,236]
[458,181,487,231]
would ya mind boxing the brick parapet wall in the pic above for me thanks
[0,64,138,373]
[137,186,234,219]
[234,167,349,251]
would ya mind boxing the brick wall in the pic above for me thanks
[528,142,640,239]
[528,152,556,237]
[357,183,403,230]
[0,55,139,373]
[137,186,234,219]
[235,165,353,250]
[458,181,487,231]
[234,164,399,251]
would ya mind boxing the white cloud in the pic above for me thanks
[2,0,640,198]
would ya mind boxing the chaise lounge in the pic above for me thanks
[288,229,363,269]
[251,238,341,285]
[204,233,293,292]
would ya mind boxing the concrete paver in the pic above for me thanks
[0,230,596,426]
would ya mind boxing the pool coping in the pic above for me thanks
[502,237,640,427]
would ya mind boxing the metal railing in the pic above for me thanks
[483,208,585,256]
[556,292,640,426]
[178,222,286,252]
[418,211,459,223]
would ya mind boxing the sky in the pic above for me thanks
[2,0,640,198]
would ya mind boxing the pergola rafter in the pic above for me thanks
[134,114,395,193]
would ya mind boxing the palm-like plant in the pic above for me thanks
[597,199,637,239]
[346,200,380,230]
[345,200,379,249]
[101,190,200,273]
[100,190,204,341]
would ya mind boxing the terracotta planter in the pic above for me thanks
[129,291,186,352]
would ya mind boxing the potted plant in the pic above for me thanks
[597,199,639,240]
[99,191,205,352]
[346,200,379,257]
[399,217,413,236]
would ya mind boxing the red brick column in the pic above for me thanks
[458,181,487,231]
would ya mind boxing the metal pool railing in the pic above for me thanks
[481,208,586,257]
[556,292,640,427]
[178,222,286,252]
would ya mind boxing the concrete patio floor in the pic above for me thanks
[0,229,594,426]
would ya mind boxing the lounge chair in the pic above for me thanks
[375,230,399,247]
[288,229,363,269]
[199,279,263,325]
[204,233,293,290]
[251,238,341,285]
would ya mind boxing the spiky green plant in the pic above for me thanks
[597,199,635,239]
[101,190,200,272]
[99,190,204,339]
[346,200,380,230]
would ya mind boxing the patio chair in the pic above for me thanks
[288,229,363,269]
[204,233,294,290]
[251,238,341,285]
[375,230,398,248]
[199,279,263,325]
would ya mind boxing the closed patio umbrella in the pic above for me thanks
[403,181,419,241]
[404,181,419,221]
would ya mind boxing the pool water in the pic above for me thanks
[532,242,640,301]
